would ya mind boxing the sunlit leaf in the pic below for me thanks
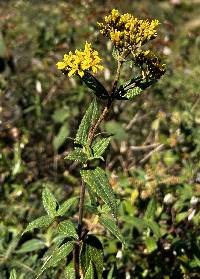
[42,187,58,218]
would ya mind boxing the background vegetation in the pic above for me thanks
[0,0,200,278]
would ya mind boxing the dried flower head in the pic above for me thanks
[56,42,103,77]
[98,9,159,52]
[133,50,166,79]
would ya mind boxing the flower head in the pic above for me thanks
[98,9,159,52]
[56,42,103,77]
[133,50,166,79]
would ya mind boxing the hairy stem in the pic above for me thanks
[74,60,123,276]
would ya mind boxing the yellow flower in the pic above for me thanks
[56,42,103,77]
[98,9,160,52]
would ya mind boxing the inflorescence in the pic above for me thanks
[56,42,103,77]
[98,9,159,52]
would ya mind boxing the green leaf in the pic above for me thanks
[144,198,156,220]
[53,123,69,151]
[65,148,87,163]
[16,239,45,254]
[42,187,58,218]
[9,269,17,279]
[85,261,94,279]
[57,197,78,217]
[81,167,117,217]
[64,261,76,279]
[112,47,119,60]
[176,211,188,223]
[80,235,103,278]
[82,71,109,99]
[145,237,158,253]
[75,99,98,146]
[38,242,74,278]
[92,137,111,158]
[99,215,125,245]
[57,220,78,239]
[107,265,114,279]
[116,77,156,100]
[145,220,160,240]
[23,216,52,233]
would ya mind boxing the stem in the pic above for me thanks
[74,59,123,277]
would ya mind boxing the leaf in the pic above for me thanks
[80,235,103,278]
[64,261,76,279]
[144,198,156,220]
[92,137,111,158]
[85,261,94,279]
[82,71,109,99]
[81,167,118,217]
[75,99,98,145]
[38,242,74,278]
[115,76,156,100]
[42,187,58,218]
[112,47,119,60]
[99,215,125,245]
[23,216,52,234]
[9,269,17,279]
[57,197,78,217]
[65,148,87,163]
[145,220,160,240]
[176,211,188,223]
[57,220,78,239]
[16,239,45,254]
[53,123,69,151]
[145,237,158,253]
[107,265,114,279]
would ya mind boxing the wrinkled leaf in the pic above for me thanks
[57,197,78,217]
[42,187,58,218]
[99,215,125,245]
[65,148,87,163]
[64,261,76,279]
[92,137,111,158]
[80,235,103,278]
[81,167,117,217]
[75,99,98,145]
[57,220,78,239]
[38,242,74,278]
[84,261,94,279]
[23,216,52,234]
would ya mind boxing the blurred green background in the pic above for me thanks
[0,0,200,278]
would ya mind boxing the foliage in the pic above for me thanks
[1,1,200,278]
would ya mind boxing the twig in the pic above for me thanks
[130,143,160,151]
[139,143,165,163]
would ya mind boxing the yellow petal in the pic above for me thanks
[78,70,84,77]
[56,61,66,70]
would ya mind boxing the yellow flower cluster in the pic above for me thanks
[98,9,159,52]
[56,42,103,77]
[133,50,166,79]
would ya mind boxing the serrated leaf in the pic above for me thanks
[42,187,58,218]
[57,220,78,239]
[75,99,98,145]
[112,47,119,60]
[144,198,156,220]
[123,86,143,99]
[57,197,78,217]
[23,216,52,234]
[65,148,87,163]
[80,235,103,278]
[81,167,117,217]
[85,261,94,279]
[82,71,109,99]
[37,242,74,278]
[64,261,76,279]
[16,239,45,254]
[92,137,111,158]
[99,216,125,245]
